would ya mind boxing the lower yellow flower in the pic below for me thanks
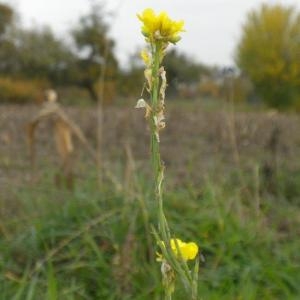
[157,238,199,261]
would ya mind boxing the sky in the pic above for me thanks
[4,0,300,68]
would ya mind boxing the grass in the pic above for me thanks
[1,163,300,299]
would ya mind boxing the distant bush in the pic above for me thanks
[0,77,46,103]
[198,73,253,103]
[198,78,221,99]
[236,4,300,109]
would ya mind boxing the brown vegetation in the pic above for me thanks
[1,102,299,195]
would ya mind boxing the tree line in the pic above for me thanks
[0,3,207,104]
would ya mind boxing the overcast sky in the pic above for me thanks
[4,0,300,68]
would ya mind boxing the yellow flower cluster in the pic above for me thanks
[158,238,199,261]
[137,8,185,44]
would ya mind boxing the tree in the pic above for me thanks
[0,3,13,38]
[18,27,73,79]
[163,49,208,94]
[70,4,118,101]
[235,4,300,109]
[0,3,15,71]
[0,3,118,103]
[0,26,74,82]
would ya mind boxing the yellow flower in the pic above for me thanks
[157,238,199,261]
[137,8,185,44]
[140,49,151,65]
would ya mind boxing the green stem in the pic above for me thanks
[149,42,198,300]
[150,42,177,298]
[150,43,162,178]
[165,292,172,300]
[150,43,165,230]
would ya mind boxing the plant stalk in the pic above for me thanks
[150,43,167,236]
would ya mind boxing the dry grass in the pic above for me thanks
[0,102,299,192]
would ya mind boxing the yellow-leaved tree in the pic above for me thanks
[235,4,300,109]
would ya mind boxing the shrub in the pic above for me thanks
[236,4,300,109]
[0,77,47,104]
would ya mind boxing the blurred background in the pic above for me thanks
[1,0,300,299]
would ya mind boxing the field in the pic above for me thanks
[1,100,300,299]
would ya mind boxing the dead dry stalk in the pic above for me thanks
[27,90,122,191]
